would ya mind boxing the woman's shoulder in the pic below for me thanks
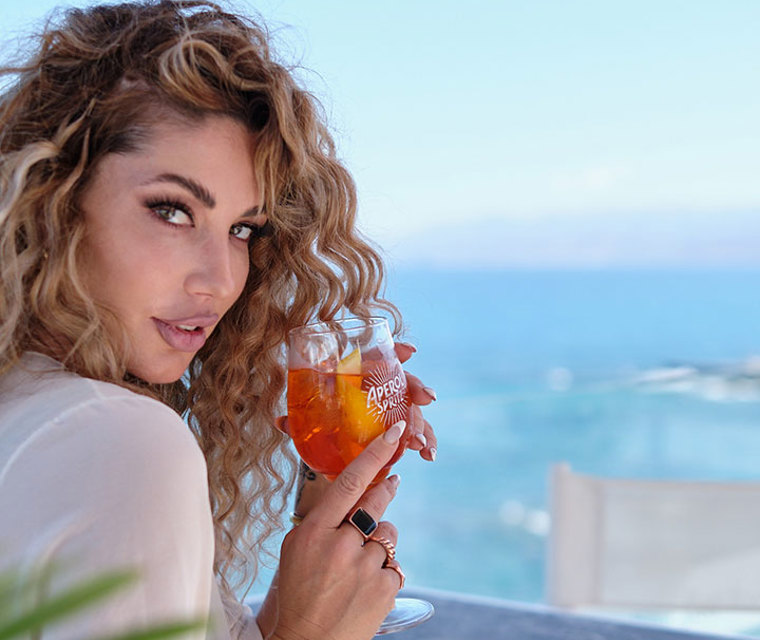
[1,351,174,415]
[0,354,210,552]
[0,352,202,479]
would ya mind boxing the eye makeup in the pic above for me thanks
[144,196,194,228]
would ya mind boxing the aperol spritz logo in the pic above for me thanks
[363,362,409,427]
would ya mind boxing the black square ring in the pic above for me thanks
[347,507,378,538]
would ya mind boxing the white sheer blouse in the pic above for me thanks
[0,353,263,640]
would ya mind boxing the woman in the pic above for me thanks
[0,2,437,639]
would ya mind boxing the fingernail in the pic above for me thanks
[388,473,401,488]
[429,447,437,462]
[415,432,427,448]
[423,387,438,402]
[384,420,406,443]
[398,342,417,353]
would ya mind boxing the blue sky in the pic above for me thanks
[4,1,760,267]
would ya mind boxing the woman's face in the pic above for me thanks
[79,115,264,383]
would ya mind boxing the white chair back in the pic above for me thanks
[547,463,760,610]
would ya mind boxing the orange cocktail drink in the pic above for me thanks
[287,317,436,634]
[287,318,410,483]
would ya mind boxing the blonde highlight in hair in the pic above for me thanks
[0,0,401,596]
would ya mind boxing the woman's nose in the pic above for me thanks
[183,235,241,300]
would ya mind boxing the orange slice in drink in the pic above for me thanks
[337,347,362,376]
[336,348,384,444]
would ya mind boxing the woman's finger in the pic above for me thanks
[383,559,406,590]
[342,473,401,543]
[405,371,437,406]
[420,417,437,462]
[393,342,437,404]
[404,407,437,461]
[405,405,427,451]
[306,420,406,528]
[394,342,417,364]
[360,521,399,565]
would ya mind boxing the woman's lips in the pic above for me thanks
[152,318,211,352]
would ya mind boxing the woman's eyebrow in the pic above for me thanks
[147,173,216,208]
[144,172,263,219]
[240,207,265,222]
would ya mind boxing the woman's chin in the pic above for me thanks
[126,355,191,385]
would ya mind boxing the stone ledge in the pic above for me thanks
[247,586,753,639]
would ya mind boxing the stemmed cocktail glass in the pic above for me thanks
[287,317,434,635]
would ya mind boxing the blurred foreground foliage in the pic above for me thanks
[0,563,206,640]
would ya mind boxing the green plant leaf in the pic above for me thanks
[0,570,22,615]
[95,619,207,640]
[0,570,137,640]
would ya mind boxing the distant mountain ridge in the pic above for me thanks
[383,210,760,268]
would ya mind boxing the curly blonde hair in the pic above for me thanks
[0,0,400,596]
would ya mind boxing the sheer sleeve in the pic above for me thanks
[0,392,220,639]
[217,587,264,640]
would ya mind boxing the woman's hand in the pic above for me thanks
[268,422,407,640]
[394,342,437,462]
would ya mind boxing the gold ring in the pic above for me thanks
[367,534,396,563]
[385,560,405,589]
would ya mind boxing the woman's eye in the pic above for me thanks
[152,204,193,226]
[230,223,256,241]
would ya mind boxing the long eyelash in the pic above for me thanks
[144,197,193,230]
[144,196,192,215]
[233,220,273,243]
[250,220,273,238]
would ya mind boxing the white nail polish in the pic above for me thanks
[384,420,406,443]
[415,432,427,447]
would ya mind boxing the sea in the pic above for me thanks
[252,268,760,634]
